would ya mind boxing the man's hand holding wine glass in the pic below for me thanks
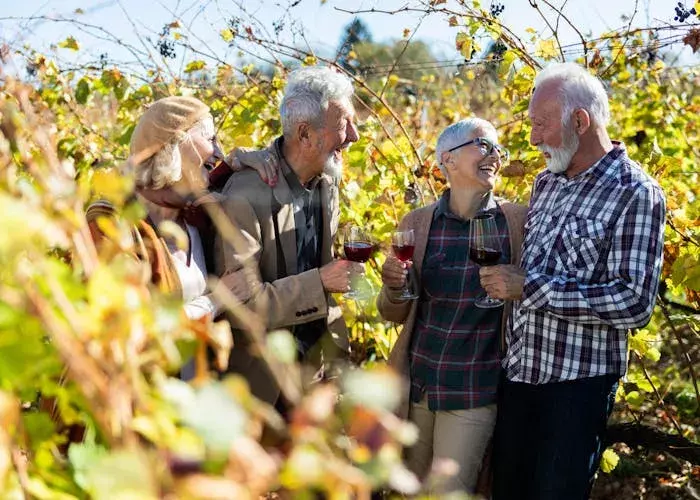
[479,264,526,300]
[319,260,364,293]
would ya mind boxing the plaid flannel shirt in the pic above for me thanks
[503,143,666,384]
[410,191,510,411]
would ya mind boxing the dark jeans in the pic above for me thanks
[492,373,618,500]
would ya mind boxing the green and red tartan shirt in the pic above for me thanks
[409,191,510,411]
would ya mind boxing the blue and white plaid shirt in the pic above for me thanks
[503,143,666,384]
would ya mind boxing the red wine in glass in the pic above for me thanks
[392,243,415,262]
[469,214,504,308]
[343,225,373,299]
[344,241,374,263]
[469,247,502,266]
[391,229,419,300]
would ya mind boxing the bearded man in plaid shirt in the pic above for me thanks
[481,63,666,500]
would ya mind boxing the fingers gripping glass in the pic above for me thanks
[343,225,373,299]
[392,229,419,300]
[468,214,504,309]
[447,137,510,161]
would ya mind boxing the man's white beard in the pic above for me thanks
[539,124,580,174]
[323,153,343,180]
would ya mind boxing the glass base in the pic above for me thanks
[397,289,419,300]
[475,295,504,309]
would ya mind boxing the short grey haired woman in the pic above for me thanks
[377,117,528,495]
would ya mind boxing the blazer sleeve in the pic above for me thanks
[376,212,415,323]
[217,194,330,330]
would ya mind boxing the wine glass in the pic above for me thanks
[391,229,419,300]
[343,225,373,299]
[468,214,504,309]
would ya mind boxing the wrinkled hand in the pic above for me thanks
[212,269,253,303]
[479,265,526,300]
[381,255,408,289]
[227,145,279,187]
[319,260,364,293]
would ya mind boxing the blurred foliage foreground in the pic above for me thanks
[0,3,700,498]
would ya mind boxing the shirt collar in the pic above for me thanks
[275,136,321,196]
[433,189,498,221]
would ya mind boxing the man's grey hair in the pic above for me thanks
[280,66,354,137]
[435,117,498,177]
[533,62,610,129]
[134,116,214,190]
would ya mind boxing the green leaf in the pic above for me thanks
[75,78,91,105]
[600,448,619,473]
[625,390,644,408]
[68,441,109,490]
[184,60,206,73]
[81,450,157,499]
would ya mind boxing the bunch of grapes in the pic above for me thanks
[157,24,177,59]
[674,2,697,22]
[490,2,505,18]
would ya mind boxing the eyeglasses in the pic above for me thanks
[447,137,510,161]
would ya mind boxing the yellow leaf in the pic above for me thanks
[600,448,619,473]
[58,36,80,51]
[456,32,473,59]
[220,28,235,42]
[184,60,206,73]
[498,50,517,78]
[535,39,559,60]
[233,135,254,148]
[91,168,132,206]
[525,27,537,34]
[303,55,317,66]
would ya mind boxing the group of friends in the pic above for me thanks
[86,62,666,500]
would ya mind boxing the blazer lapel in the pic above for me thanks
[319,175,339,264]
[272,178,298,277]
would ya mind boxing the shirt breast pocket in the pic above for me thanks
[421,252,472,303]
[561,216,607,272]
[522,210,552,268]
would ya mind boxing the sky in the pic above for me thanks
[0,0,696,76]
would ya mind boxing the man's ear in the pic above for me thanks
[573,108,591,135]
[297,122,311,145]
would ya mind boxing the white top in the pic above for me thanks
[168,223,217,320]
[144,199,217,321]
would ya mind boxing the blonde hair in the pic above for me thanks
[134,116,214,189]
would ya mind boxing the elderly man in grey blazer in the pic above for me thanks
[215,66,361,410]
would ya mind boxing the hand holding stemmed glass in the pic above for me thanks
[469,213,504,308]
[390,229,419,300]
[343,225,374,299]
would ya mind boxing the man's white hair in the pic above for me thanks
[534,62,610,128]
[435,117,498,177]
[134,116,214,190]
[280,66,354,137]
